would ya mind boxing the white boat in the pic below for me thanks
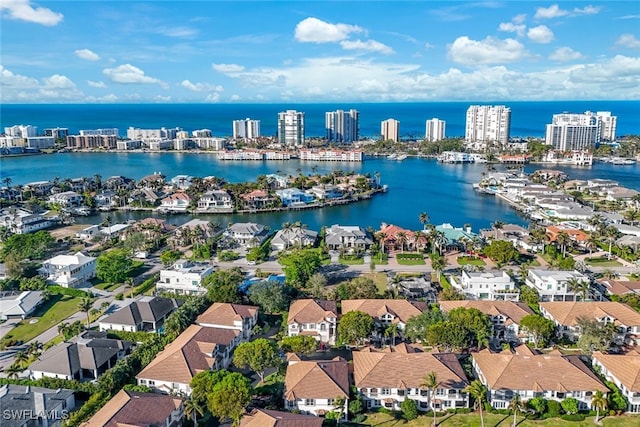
[387,153,397,160]
[395,154,408,161]
[608,157,635,165]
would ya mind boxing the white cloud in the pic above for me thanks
[448,36,528,65]
[0,65,39,88]
[230,94,241,101]
[98,94,118,102]
[424,42,434,49]
[0,66,84,101]
[534,4,568,19]
[574,5,600,15]
[616,34,640,49]
[74,49,100,61]
[205,93,220,102]
[103,64,163,85]
[294,17,362,43]
[158,26,197,38]
[212,63,245,73]
[340,39,394,54]
[154,95,171,102]
[549,47,584,62]
[527,25,554,43]
[43,74,76,89]
[512,14,527,24]
[498,22,526,37]
[87,80,106,88]
[0,0,63,26]
[180,80,223,92]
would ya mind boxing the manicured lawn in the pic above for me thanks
[93,281,120,291]
[362,272,389,295]
[372,254,389,265]
[339,256,365,265]
[396,257,426,265]
[457,256,486,266]
[1,294,82,345]
[586,257,623,267]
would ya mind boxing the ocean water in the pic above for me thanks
[1,101,639,139]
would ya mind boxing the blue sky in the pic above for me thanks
[1,1,639,103]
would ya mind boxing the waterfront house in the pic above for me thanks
[98,296,183,333]
[30,331,132,381]
[434,223,477,251]
[266,174,290,189]
[449,270,518,301]
[159,191,191,211]
[378,223,423,252]
[156,259,213,295]
[0,384,75,427]
[23,180,54,197]
[287,299,338,345]
[170,174,193,190]
[138,173,166,189]
[0,290,43,320]
[592,351,640,413]
[539,301,640,346]
[472,345,608,410]
[136,325,241,395]
[524,269,589,302]
[224,222,270,247]
[103,176,135,191]
[353,350,468,412]
[83,389,184,427]
[324,224,373,252]
[0,207,53,234]
[271,226,318,251]
[275,188,315,206]
[76,224,100,240]
[48,191,83,208]
[128,188,163,206]
[196,302,259,341]
[546,225,589,248]
[480,223,540,252]
[242,189,275,209]
[197,190,234,211]
[240,408,323,427]
[94,190,118,208]
[306,185,343,201]
[284,357,350,419]
[439,300,535,343]
[39,251,96,288]
[341,299,427,339]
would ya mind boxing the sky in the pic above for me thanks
[1,1,640,103]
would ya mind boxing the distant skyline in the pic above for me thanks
[1,1,639,103]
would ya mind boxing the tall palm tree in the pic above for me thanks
[430,253,447,283]
[585,237,599,257]
[420,371,439,427]
[591,390,607,424]
[464,380,488,427]
[604,226,619,260]
[78,297,93,329]
[3,364,22,380]
[555,231,571,257]
[384,323,399,346]
[14,351,29,366]
[396,231,408,253]
[492,220,504,239]
[567,278,590,301]
[508,393,522,427]
[419,212,430,230]
[184,397,204,426]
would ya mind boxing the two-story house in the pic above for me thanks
[156,259,214,295]
[197,190,234,212]
[98,296,183,333]
[39,251,96,288]
[196,302,259,341]
[439,300,535,343]
[324,225,373,252]
[136,325,241,396]
[341,299,427,339]
[284,357,350,420]
[275,188,315,207]
[353,350,469,412]
[592,351,640,413]
[48,191,83,208]
[540,301,640,346]
[0,385,75,427]
[224,222,270,247]
[0,208,53,234]
[159,192,191,211]
[472,345,608,411]
[525,269,589,302]
[271,226,318,251]
[287,299,338,345]
[449,270,518,301]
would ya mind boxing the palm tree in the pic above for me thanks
[420,371,439,426]
[591,390,607,424]
[184,397,204,426]
[14,351,29,366]
[27,341,42,357]
[78,297,93,329]
[604,226,619,260]
[430,253,447,283]
[508,393,522,427]
[419,212,430,230]
[567,278,590,301]
[555,231,571,258]
[384,323,399,347]
[492,220,504,239]
[396,231,408,253]
[3,364,22,380]
[624,209,640,226]
[585,237,599,257]
[464,380,488,427]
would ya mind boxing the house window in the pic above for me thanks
[320,323,327,331]
[370,388,378,396]
[139,380,147,385]
[328,399,334,406]
[381,388,391,395]
[384,401,393,408]
[436,389,446,396]
[148,380,155,386]
[397,389,405,396]
[305,399,315,406]
[419,401,429,409]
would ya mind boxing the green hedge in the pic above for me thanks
[48,285,92,298]
[106,330,156,343]
[133,274,158,296]
[395,253,424,260]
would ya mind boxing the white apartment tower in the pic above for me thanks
[232,118,260,140]
[465,105,511,145]
[325,109,359,143]
[381,118,400,142]
[277,110,305,146]
[544,111,616,150]
[425,118,446,142]
[5,125,38,138]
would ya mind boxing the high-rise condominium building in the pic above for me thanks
[545,111,616,150]
[381,118,400,142]
[79,128,119,136]
[325,109,359,143]
[425,118,446,142]
[277,110,305,146]
[5,125,37,138]
[465,105,511,145]
[232,118,261,140]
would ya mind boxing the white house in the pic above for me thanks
[156,259,213,295]
[197,190,233,211]
[0,208,53,234]
[592,351,640,413]
[525,269,588,302]
[224,222,270,247]
[324,224,373,252]
[271,226,318,251]
[450,270,518,301]
[0,291,43,320]
[39,251,96,288]
[287,299,338,345]
[98,296,182,333]
[48,191,83,208]
[159,192,191,211]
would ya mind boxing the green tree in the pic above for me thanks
[520,314,556,348]
[591,390,608,424]
[232,338,281,383]
[400,398,418,421]
[78,297,93,328]
[429,252,447,282]
[333,276,378,301]
[96,249,133,284]
[160,249,182,266]
[0,231,55,262]
[439,287,466,301]
[509,394,523,427]
[403,307,445,343]
[279,250,322,286]
[279,335,318,355]
[419,211,430,230]
[567,277,590,301]
[576,316,616,354]
[184,396,205,426]
[248,280,292,313]
[561,397,579,415]
[426,321,469,352]
[464,380,488,427]
[447,307,492,349]
[203,268,244,303]
[305,272,328,299]
[527,396,547,414]
[123,231,146,254]
[338,311,374,346]
[190,370,229,408]
[420,371,439,426]
[207,372,253,426]
[519,285,540,312]
[483,240,519,266]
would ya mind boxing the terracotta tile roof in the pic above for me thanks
[83,389,183,427]
[341,299,426,324]
[196,302,258,328]
[284,358,349,400]
[353,351,468,389]
[136,325,239,384]
[240,408,323,427]
[472,348,607,393]
[593,351,640,392]
[600,280,640,296]
[288,299,337,324]
[439,300,535,324]
[540,302,640,327]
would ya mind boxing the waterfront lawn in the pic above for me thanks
[586,257,623,267]
[1,294,82,346]
[457,256,486,266]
